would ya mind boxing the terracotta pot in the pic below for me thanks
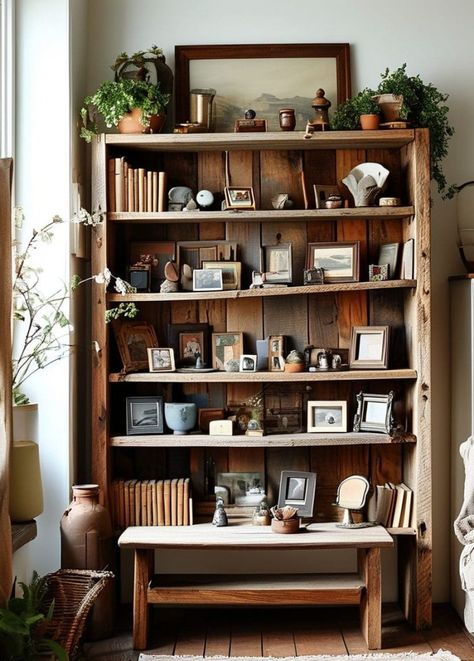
[360,114,380,130]
[271,517,300,534]
[372,94,403,123]
[284,362,304,373]
[117,107,165,134]
[60,485,114,639]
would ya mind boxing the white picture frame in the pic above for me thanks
[192,268,223,291]
[239,354,257,372]
[307,400,347,433]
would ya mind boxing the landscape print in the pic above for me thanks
[189,57,337,132]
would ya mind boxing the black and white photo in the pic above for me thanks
[126,396,164,435]
[307,400,347,432]
[193,268,223,291]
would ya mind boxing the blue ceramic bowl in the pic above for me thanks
[164,403,197,435]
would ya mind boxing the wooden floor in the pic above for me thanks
[84,604,474,660]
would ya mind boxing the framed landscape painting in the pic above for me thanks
[175,44,351,131]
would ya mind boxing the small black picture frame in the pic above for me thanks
[126,396,164,435]
[277,470,317,518]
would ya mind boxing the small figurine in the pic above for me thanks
[304,89,331,136]
[253,500,271,526]
[316,349,331,370]
[212,496,228,527]
[195,352,203,369]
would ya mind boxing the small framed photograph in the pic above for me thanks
[264,244,292,284]
[353,391,394,434]
[216,472,265,506]
[128,264,151,292]
[277,470,317,518]
[306,242,359,283]
[307,400,347,433]
[268,335,285,371]
[368,264,389,282]
[202,261,241,290]
[112,320,159,373]
[168,323,211,367]
[147,347,176,372]
[193,268,223,291]
[224,186,255,210]
[378,242,399,279]
[126,396,164,435]
[349,326,390,369]
[313,184,340,209]
[239,354,257,372]
[212,332,244,370]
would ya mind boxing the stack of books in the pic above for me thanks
[111,478,192,528]
[108,157,167,212]
[375,482,413,528]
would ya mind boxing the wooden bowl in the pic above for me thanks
[271,518,300,534]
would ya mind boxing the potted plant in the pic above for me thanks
[80,78,170,142]
[374,64,455,198]
[111,45,173,95]
[0,572,67,660]
[332,88,380,131]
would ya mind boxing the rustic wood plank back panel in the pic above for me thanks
[259,150,305,210]
[308,293,339,348]
[263,297,309,354]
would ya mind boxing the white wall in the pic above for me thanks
[81,0,472,604]
[12,0,87,583]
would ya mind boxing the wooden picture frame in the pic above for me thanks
[112,320,158,373]
[224,187,255,210]
[212,332,244,370]
[306,241,360,283]
[307,400,347,433]
[353,391,394,434]
[126,396,164,435]
[192,268,223,291]
[168,323,211,367]
[349,326,390,369]
[202,261,241,290]
[268,335,285,371]
[147,348,176,373]
[175,43,351,131]
[277,470,317,518]
[264,244,292,284]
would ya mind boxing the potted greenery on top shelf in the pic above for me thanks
[80,45,171,143]
[332,88,380,131]
[332,64,455,199]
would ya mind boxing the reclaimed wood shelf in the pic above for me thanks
[387,527,417,536]
[109,431,416,448]
[109,206,414,224]
[106,129,415,151]
[108,279,416,303]
[12,521,37,552]
[109,368,417,384]
[147,572,364,605]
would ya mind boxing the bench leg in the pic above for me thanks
[358,547,381,650]
[133,549,154,650]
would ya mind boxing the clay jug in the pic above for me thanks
[60,484,115,639]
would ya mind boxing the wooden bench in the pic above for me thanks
[118,522,393,651]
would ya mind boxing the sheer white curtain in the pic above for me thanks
[0,0,14,158]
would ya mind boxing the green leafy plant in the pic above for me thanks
[332,88,380,130]
[80,78,170,143]
[376,64,455,198]
[0,571,68,660]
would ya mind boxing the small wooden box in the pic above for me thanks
[234,119,267,133]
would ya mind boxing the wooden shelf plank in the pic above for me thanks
[11,521,37,552]
[108,279,416,303]
[109,368,417,384]
[147,573,364,606]
[387,527,417,536]
[105,129,415,151]
[109,431,416,448]
[109,206,414,224]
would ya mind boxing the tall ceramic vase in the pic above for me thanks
[60,484,115,639]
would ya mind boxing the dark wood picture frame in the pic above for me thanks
[175,43,351,130]
[168,323,211,367]
[112,320,159,373]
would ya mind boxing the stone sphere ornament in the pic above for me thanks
[196,189,214,208]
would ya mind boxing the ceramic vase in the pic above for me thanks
[279,108,296,131]
[60,484,114,639]
[164,402,197,434]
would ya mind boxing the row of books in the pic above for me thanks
[108,157,167,213]
[375,482,413,528]
[111,478,192,528]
